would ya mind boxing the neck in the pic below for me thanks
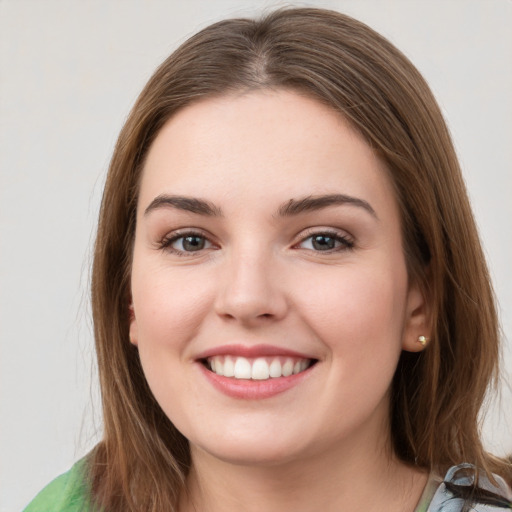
[180,428,427,512]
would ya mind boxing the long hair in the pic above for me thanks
[89,8,508,511]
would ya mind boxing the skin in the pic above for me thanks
[129,90,430,512]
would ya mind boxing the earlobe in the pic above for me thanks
[402,279,432,353]
[129,303,138,346]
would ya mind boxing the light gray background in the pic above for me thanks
[1,1,511,510]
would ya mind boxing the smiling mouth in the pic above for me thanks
[202,356,316,380]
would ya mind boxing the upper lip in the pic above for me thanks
[195,344,317,360]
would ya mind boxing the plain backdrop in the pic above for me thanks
[1,1,511,510]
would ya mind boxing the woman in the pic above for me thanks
[24,7,511,512]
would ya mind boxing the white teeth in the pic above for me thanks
[269,358,282,378]
[234,357,252,379]
[223,356,235,377]
[282,359,294,377]
[207,356,311,380]
[251,358,270,380]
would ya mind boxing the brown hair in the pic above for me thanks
[89,7,508,511]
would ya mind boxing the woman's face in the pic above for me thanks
[130,90,427,466]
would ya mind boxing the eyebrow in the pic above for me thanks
[144,193,377,219]
[277,194,377,219]
[144,195,223,217]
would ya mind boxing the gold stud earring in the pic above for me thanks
[418,335,428,347]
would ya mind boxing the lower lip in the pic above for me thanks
[198,363,314,399]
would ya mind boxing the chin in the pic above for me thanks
[190,432,309,467]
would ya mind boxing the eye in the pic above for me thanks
[161,232,214,254]
[297,232,354,252]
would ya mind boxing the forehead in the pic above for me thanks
[139,90,397,218]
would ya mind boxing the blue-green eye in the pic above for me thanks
[299,233,353,251]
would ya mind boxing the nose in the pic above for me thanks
[214,249,288,326]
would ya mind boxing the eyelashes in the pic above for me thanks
[158,228,354,257]
[294,229,354,252]
[159,230,216,256]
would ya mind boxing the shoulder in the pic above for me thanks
[425,463,512,512]
[23,458,93,512]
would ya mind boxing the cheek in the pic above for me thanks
[131,264,215,353]
[293,262,408,359]
[130,266,215,422]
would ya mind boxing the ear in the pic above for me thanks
[128,302,138,346]
[401,278,432,353]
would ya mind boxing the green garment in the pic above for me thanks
[23,459,92,512]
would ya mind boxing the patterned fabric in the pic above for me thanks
[416,464,512,512]
[24,460,511,512]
